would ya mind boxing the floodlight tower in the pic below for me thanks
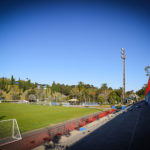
[145,66,150,77]
[121,48,126,104]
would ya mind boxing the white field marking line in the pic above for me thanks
[128,106,142,150]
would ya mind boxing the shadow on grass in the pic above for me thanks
[0,116,6,120]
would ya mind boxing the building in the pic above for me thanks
[37,84,47,89]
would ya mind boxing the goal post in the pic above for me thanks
[12,119,22,140]
[0,119,22,146]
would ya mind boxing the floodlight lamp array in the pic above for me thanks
[145,66,150,77]
[121,48,126,60]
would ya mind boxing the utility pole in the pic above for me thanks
[121,48,126,104]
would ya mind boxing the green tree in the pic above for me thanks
[100,83,108,91]
[51,81,56,94]
[11,75,15,85]
[26,89,36,99]
[126,90,134,98]
[18,78,22,89]
[70,87,80,99]
[26,79,31,89]
[108,91,120,104]
[113,88,122,103]
[0,78,6,90]
[78,81,84,93]
[100,83,108,100]
[136,85,146,99]
[97,96,105,104]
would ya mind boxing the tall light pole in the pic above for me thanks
[121,48,126,104]
[145,66,150,77]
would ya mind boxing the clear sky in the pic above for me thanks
[0,0,150,91]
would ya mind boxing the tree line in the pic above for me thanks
[0,76,146,104]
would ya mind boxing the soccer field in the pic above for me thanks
[0,103,100,133]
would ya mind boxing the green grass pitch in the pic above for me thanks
[0,103,100,133]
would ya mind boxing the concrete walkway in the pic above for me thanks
[69,101,150,150]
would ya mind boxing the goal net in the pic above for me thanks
[0,119,22,146]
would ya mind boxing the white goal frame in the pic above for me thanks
[0,119,22,146]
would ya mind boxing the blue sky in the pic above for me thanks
[0,0,150,91]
